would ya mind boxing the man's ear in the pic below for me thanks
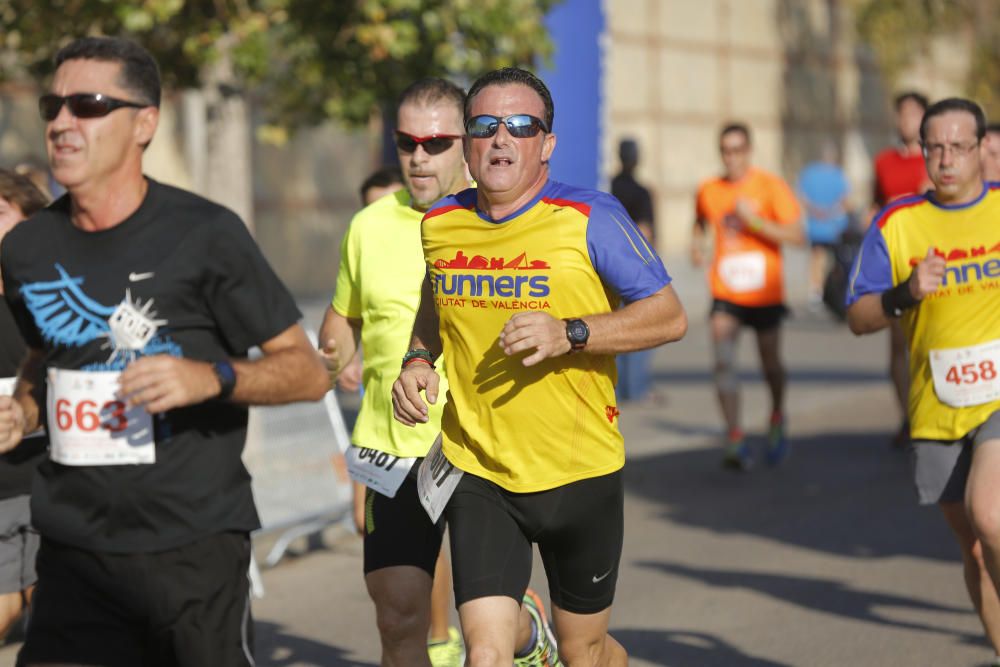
[134,106,159,149]
[541,132,557,164]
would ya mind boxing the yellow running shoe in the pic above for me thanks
[427,626,463,667]
[515,589,562,667]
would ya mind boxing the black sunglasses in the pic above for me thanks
[39,93,149,122]
[394,131,462,155]
[465,114,549,139]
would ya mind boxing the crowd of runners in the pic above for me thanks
[0,32,999,667]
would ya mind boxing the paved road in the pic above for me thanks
[1,250,990,665]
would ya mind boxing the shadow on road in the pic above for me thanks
[610,628,793,667]
[637,561,975,640]
[256,621,377,667]
[625,430,957,562]
[651,366,886,386]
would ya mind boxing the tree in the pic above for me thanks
[850,0,1000,113]
[0,0,559,223]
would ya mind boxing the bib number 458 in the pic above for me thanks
[944,360,997,386]
[54,398,128,433]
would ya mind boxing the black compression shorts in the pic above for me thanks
[711,298,788,331]
[363,463,446,577]
[446,469,624,614]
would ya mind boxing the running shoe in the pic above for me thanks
[427,625,463,667]
[722,440,752,471]
[765,414,789,466]
[515,588,562,667]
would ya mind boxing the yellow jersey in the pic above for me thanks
[421,180,672,492]
[848,185,1000,440]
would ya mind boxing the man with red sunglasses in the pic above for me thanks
[0,36,328,666]
[393,67,688,667]
[320,78,553,667]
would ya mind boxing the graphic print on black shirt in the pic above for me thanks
[20,263,177,369]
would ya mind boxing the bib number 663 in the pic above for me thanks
[54,398,128,433]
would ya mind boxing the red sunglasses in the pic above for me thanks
[394,131,462,155]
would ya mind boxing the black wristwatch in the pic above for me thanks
[212,360,237,400]
[564,318,590,353]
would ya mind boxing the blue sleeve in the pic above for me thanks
[845,220,892,307]
[586,196,671,303]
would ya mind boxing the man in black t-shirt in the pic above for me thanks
[610,139,658,403]
[0,170,49,641]
[0,37,328,667]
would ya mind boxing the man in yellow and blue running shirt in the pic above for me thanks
[392,67,688,667]
[319,78,554,667]
[847,97,1000,663]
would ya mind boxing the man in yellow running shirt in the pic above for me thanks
[320,78,557,667]
[848,97,1000,665]
[392,67,687,667]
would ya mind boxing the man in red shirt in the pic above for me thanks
[871,91,930,448]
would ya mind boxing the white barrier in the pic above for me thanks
[243,387,353,569]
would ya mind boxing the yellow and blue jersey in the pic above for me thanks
[847,185,1000,441]
[421,179,672,492]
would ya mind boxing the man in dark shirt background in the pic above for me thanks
[611,138,657,403]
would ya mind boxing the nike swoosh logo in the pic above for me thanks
[129,272,154,282]
[592,569,613,584]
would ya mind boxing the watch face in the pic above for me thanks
[567,320,589,344]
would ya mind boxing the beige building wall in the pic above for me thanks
[603,0,965,260]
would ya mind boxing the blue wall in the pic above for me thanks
[540,0,604,190]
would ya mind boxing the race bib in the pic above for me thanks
[718,252,766,293]
[345,445,415,498]
[416,435,462,523]
[47,368,155,466]
[929,339,1000,408]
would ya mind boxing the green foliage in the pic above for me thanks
[851,0,1000,114]
[0,0,559,128]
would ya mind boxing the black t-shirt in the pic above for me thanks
[610,172,655,239]
[1,179,301,553]
[0,299,46,499]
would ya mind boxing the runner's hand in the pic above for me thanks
[119,355,222,413]
[734,198,757,224]
[392,364,439,426]
[911,247,946,299]
[338,354,363,393]
[0,396,25,454]
[499,312,571,367]
[690,242,705,267]
[319,337,342,388]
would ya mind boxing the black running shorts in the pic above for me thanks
[711,298,788,331]
[363,463,446,577]
[17,532,254,667]
[446,469,624,614]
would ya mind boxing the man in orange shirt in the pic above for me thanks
[692,123,805,469]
